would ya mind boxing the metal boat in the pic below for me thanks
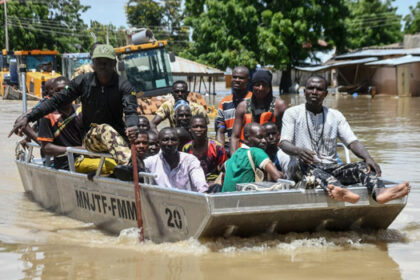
[15,143,407,243]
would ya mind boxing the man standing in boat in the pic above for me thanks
[279,75,410,204]
[215,66,253,153]
[9,44,139,166]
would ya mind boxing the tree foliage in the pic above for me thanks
[88,21,126,48]
[182,0,348,72]
[125,0,189,53]
[404,2,420,34]
[0,0,91,53]
[344,0,403,49]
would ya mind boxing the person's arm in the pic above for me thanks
[348,140,381,176]
[274,98,288,131]
[279,140,315,165]
[9,77,82,137]
[22,124,40,144]
[120,80,139,142]
[189,157,209,193]
[150,115,164,133]
[216,127,226,146]
[230,101,246,155]
[215,104,226,146]
[264,161,284,181]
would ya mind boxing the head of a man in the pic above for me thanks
[43,78,55,98]
[175,127,191,151]
[52,76,70,96]
[171,80,189,102]
[138,116,150,131]
[91,44,116,85]
[243,122,267,150]
[158,127,179,157]
[175,103,192,129]
[190,115,208,141]
[134,130,149,159]
[262,122,279,148]
[251,70,272,102]
[232,66,249,94]
[304,75,328,108]
[147,131,160,156]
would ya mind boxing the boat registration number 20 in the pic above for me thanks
[162,203,188,234]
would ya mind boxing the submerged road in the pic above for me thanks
[0,95,419,279]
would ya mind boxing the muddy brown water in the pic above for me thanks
[0,95,419,279]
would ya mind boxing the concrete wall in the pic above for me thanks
[371,67,397,95]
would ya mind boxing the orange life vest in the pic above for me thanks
[240,99,276,141]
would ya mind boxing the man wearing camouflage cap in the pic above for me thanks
[10,44,139,166]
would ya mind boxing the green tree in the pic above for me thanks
[183,0,348,91]
[344,0,403,49]
[88,21,127,48]
[0,0,91,53]
[404,2,420,34]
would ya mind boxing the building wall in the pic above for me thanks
[409,62,420,97]
[371,67,397,95]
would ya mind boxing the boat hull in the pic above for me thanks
[16,160,407,243]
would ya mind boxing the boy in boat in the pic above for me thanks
[138,116,151,131]
[37,76,83,170]
[10,44,140,168]
[146,131,160,157]
[262,122,282,171]
[182,115,228,185]
[215,66,252,153]
[222,122,283,192]
[150,80,208,131]
[279,75,410,204]
[230,70,287,155]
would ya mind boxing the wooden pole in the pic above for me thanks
[131,143,144,241]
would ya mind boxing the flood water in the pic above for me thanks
[0,94,420,279]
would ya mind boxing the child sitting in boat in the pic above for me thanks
[278,75,410,204]
[37,76,83,170]
[222,122,284,192]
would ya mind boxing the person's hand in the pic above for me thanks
[365,157,381,177]
[297,147,316,165]
[126,126,139,143]
[19,137,30,149]
[9,115,29,138]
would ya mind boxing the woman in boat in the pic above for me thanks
[230,69,287,155]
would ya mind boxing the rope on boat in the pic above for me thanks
[240,182,294,192]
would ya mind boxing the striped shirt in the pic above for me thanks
[215,91,252,138]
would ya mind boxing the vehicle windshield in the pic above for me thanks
[62,56,91,80]
[26,55,55,72]
[118,48,173,94]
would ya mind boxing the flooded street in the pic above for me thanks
[0,95,419,279]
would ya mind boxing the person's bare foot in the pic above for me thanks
[376,182,411,204]
[327,184,360,204]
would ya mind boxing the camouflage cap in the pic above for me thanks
[91,44,116,60]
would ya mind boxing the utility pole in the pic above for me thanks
[106,25,109,45]
[2,0,9,51]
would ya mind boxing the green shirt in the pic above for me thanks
[222,145,271,192]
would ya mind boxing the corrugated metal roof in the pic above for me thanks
[295,57,378,72]
[170,56,224,75]
[335,48,420,59]
[62,53,90,58]
[365,55,420,66]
